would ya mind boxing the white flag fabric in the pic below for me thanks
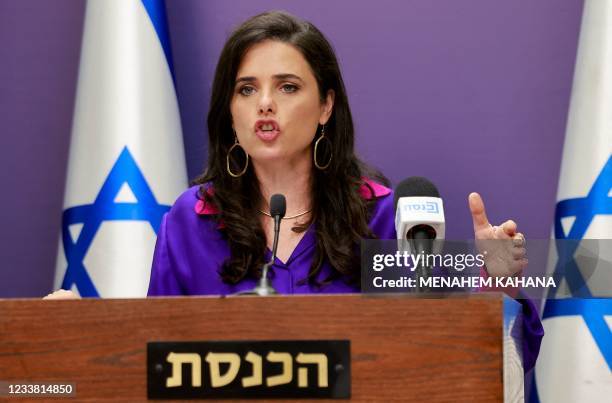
[54,0,187,298]
[532,0,612,401]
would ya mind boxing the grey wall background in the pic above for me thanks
[0,0,583,298]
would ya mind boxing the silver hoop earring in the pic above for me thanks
[314,125,332,170]
[226,136,249,177]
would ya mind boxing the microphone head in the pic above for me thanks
[394,176,440,210]
[269,194,286,219]
[394,177,445,250]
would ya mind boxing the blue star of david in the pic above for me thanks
[546,155,612,371]
[60,146,170,297]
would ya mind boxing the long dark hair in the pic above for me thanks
[194,10,387,286]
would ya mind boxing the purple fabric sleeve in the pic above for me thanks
[479,270,544,372]
[520,296,545,372]
[148,213,183,295]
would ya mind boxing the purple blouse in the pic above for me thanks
[148,181,543,371]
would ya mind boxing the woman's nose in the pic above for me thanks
[257,91,276,115]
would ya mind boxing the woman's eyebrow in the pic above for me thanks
[235,74,304,85]
[235,76,257,84]
[273,73,304,83]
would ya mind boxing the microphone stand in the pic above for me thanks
[233,212,281,297]
[412,231,433,293]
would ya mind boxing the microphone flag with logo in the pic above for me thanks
[53,0,187,298]
[531,0,612,401]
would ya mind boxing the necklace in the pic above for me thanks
[258,209,312,220]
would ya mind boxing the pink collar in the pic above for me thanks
[194,178,391,215]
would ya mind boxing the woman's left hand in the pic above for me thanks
[468,192,528,277]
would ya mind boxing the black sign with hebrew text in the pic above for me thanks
[147,340,350,399]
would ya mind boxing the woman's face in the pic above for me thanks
[230,40,334,166]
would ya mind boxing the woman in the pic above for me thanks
[53,11,544,371]
[148,11,396,295]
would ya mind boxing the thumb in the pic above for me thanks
[469,192,491,231]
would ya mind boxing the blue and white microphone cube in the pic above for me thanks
[395,197,445,254]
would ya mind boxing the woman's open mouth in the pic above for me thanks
[254,120,281,142]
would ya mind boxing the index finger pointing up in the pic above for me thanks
[469,192,491,231]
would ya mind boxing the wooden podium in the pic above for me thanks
[0,293,523,402]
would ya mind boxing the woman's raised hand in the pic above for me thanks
[468,192,528,277]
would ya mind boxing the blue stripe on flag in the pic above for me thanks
[543,299,612,371]
[60,147,171,297]
[140,0,175,75]
[550,156,612,298]
[532,298,612,402]
[555,156,612,240]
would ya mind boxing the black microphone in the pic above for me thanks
[394,177,445,291]
[236,194,286,296]
[267,194,286,265]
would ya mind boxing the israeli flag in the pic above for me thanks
[532,0,612,401]
[54,0,187,298]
